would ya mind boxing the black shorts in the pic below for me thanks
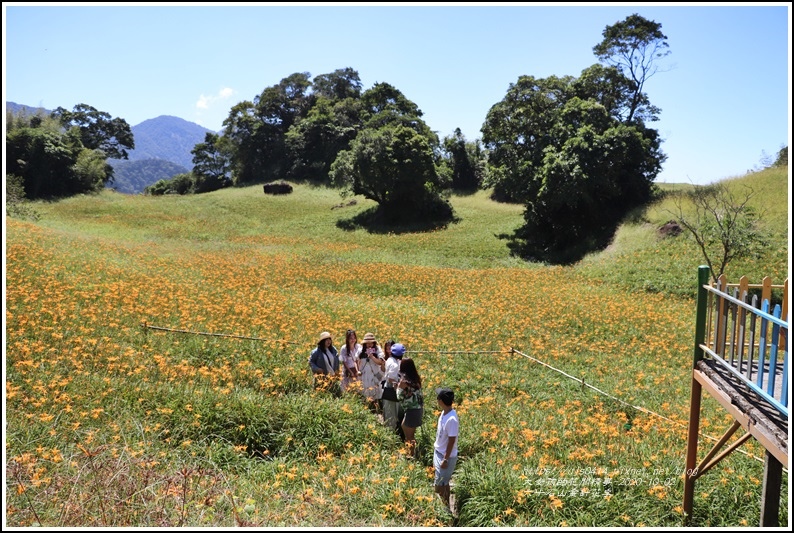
[402,408,423,428]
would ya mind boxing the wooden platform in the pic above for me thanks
[694,357,788,465]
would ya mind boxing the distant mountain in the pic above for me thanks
[109,159,189,195]
[106,115,216,193]
[5,102,51,116]
[118,115,216,169]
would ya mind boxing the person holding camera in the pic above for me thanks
[396,356,424,458]
[358,332,385,412]
[339,329,362,393]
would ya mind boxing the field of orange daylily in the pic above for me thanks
[4,182,787,527]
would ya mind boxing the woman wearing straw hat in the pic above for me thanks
[309,331,340,392]
[357,332,385,412]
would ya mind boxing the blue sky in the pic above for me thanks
[3,2,791,185]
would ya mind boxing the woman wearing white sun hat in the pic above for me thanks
[358,332,385,411]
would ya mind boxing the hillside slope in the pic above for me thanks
[576,165,789,296]
[6,164,788,528]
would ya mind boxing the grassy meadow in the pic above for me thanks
[4,166,789,527]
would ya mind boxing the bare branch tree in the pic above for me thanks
[666,182,767,283]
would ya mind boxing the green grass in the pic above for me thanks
[5,168,789,527]
[32,186,530,269]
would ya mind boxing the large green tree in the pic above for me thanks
[222,100,260,185]
[482,14,668,263]
[328,83,453,223]
[284,69,364,182]
[220,70,449,194]
[191,132,232,192]
[6,111,120,199]
[223,72,313,184]
[441,128,486,192]
[482,74,572,203]
[504,98,663,263]
[52,103,135,161]
[330,123,452,223]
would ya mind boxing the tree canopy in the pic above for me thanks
[218,69,456,226]
[52,103,135,160]
[482,13,668,263]
[6,106,133,199]
[592,13,670,123]
[442,128,486,192]
[329,83,454,225]
[191,132,233,193]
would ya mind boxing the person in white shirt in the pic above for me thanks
[338,329,362,393]
[434,387,459,514]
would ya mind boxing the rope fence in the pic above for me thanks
[509,347,772,466]
[408,350,508,355]
[140,321,774,466]
[141,321,301,344]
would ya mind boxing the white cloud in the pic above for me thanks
[196,95,211,110]
[195,87,235,111]
[194,88,236,129]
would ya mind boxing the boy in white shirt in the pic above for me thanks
[434,387,459,514]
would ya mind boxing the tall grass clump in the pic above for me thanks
[5,169,788,527]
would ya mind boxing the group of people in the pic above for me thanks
[309,329,459,515]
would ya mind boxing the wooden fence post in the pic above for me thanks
[683,265,710,523]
